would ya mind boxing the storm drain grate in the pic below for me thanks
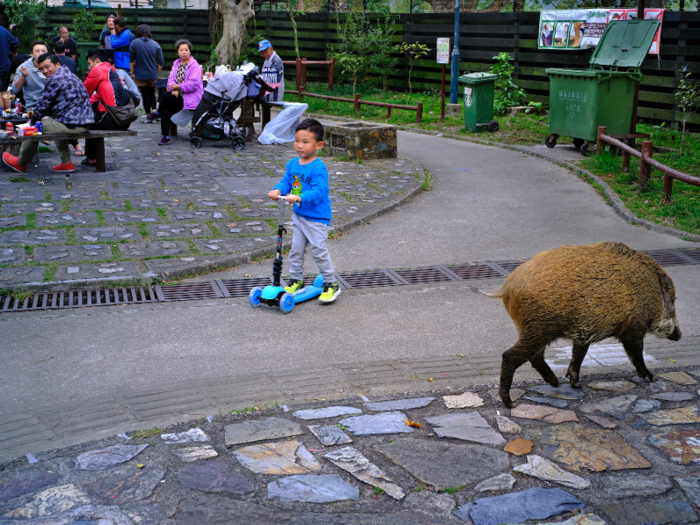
[3,249,700,313]
[643,249,694,267]
[156,282,223,302]
[336,270,402,289]
[0,287,157,312]
[395,267,455,284]
[446,263,504,280]
[219,277,274,298]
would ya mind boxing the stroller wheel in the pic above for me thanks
[231,136,246,151]
[190,137,203,150]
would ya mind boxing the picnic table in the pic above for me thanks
[0,129,137,172]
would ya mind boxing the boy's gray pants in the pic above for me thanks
[289,213,335,284]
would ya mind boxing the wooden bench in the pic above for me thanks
[0,129,137,172]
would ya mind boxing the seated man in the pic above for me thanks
[3,53,93,173]
[82,48,131,167]
[53,40,78,76]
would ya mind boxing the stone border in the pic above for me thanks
[307,112,700,244]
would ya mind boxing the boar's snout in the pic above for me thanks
[669,324,682,341]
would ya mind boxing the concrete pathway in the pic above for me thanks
[2,123,699,474]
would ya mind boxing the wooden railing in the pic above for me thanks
[282,58,335,92]
[287,88,424,123]
[597,126,700,205]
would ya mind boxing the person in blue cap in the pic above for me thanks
[258,40,284,102]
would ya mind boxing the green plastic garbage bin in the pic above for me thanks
[545,19,660,155]
[459,73,499,133]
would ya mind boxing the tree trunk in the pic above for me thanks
[215,0,256,66]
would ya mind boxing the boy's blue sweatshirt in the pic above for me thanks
[274,157,332,225]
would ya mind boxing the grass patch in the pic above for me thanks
[333,154,350,162]
[123,200,134,211]
[43,264,57,281]
[137,223,150,240]
[61,200,70,212]
[26,213,36,229]
[422,168,433,191]
[9,177,33,183]
[156,208,168,220]
[110,245,121,258]
[0,288,34,301]
[129,427,163,439]
[580,132,700,236]
[286,83,560,146]
[95,210,106,227]
[441,485,467,494]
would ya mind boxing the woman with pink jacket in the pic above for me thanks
[148,39,203,146]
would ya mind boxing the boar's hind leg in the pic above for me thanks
[620,330,654,382]
[565,341,590,389]
[500,340,551,408]
[529,349,559,388]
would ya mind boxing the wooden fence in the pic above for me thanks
[255,11,700,128]
[36,7,211,66]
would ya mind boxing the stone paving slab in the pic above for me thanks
[35,212,99,227]
[1,229,68,245]
[54,262,142,281]
[193,236,276,254]
[33,244,112,264]
[74,226,142,242]
[1,203,57,215]
[102,211,162,225]
[0,266,45,285]
[0,216,26,228]
[214,220,273,236]
[166,210,230,222]
[0,247,25,264]
[118,241,192,258]
[147,223,213,239]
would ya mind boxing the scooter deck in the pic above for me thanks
[293,284,322,303]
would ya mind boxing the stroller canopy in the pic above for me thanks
[204,71,247,102]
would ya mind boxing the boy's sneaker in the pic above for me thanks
[51,162,75,173]
[145,111,160,123]
[319,282,340,303]
[158,136,171,146]
[284,279,306,295]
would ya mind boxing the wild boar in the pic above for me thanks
[491,242,681,408]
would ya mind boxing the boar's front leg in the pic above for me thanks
[566,341,590,389]
[620,330,654,383]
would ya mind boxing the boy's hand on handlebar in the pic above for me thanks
[287,195,301,204]
[268,190,281,200]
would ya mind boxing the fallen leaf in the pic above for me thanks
[174,199,179,202]
[405,419,422,428]
[137,464,144,468]
[227,223,238,227]
[429,377,434,381]
[243,274,252,277]
[669,358,676,363]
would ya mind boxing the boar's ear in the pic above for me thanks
[659,273,676,304]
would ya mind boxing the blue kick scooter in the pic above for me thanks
[248,198,324,314]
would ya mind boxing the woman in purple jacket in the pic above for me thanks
[151,39,202,146]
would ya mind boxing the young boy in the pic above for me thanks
[268,119,340,304]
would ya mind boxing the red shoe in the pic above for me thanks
[2,151,27,173]
[51,162,75,173]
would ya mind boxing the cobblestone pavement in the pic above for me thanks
[4,358,700,525]
[0,119,422,289]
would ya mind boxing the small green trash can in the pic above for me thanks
[545,19,660,155]
[459,73,499,133]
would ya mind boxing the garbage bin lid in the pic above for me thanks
[590,19,660,69]
[459,72,498,85]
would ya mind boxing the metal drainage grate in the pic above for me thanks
[676,249,700,265]
[395,267,455,284]
[643,249,694,267]
[156,282,223,302]
[336,270,403,289]
[494,260,527,273]
[1,287,157,313]
[219,277,274,298]
[446,263,504,280]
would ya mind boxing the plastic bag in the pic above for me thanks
[258,102,309,145]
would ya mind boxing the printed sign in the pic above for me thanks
[437,38,450,64]
[538,9,663,53]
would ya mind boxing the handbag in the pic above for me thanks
[104,100,138,127]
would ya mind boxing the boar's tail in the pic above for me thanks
[469,285,506,298]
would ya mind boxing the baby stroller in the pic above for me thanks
[189,64,268,151]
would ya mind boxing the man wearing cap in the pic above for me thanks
[259,40,284,102]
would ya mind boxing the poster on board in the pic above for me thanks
[437,38,450,64]
[538,9,663,53]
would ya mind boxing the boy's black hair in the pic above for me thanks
[295,118,324,142]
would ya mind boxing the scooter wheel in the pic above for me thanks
[231,136,246,151]
[249,287,263,308]
[279,292,294,314]
[190,137,203,150]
